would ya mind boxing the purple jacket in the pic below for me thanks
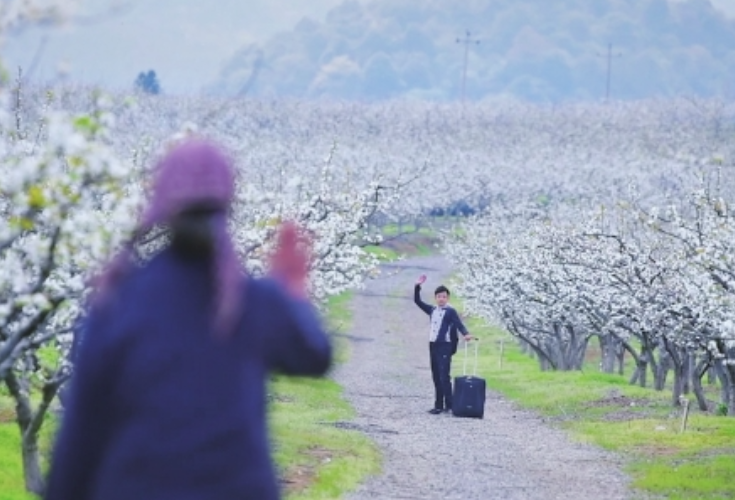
[45,248,332,500]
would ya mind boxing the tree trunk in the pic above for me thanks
[654,349,669,391]
[598,334,616,373]
[682,350,695,395]
[573,337,589,371]
[612,336,643,385]
[691,356,710,412]
[539,355,552,371]
[518,340,533,357]
[5,373,45,494]
[22,431,45,495]
[726,345,735,416]
[616,341,625,376]
[725,361,735,416]
[564,324,576,371]
[671,364,685,407]
[513,331,557,370]
[630,355,648,388]
[708,364,717,385]
[5,371,64,495]
[549,326,566,371]
[647,344,660,388]
[628,365,640,385]
[714,361,731,414]
[663,339,685,407]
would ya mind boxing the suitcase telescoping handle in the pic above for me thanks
[462,338,480,377]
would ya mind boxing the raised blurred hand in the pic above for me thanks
[268,221,311,300]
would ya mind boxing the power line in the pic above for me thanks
[456,30,480,103]
[598,42,622,102]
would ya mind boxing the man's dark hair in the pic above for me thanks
[434,285,450,296]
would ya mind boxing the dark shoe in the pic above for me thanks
[428,408,443,415]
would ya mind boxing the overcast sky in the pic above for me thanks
[4,0,734,95]
[3,0,342,94]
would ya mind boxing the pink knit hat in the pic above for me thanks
[141,139,235,227]
[94,138,243,335]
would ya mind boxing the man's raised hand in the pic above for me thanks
[416,274,427,286]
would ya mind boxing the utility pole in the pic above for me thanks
[456,30,480,103]
[598,42,622,102]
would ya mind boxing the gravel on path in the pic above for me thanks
[332,255,634,500]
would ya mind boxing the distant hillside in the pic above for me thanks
[209,0,735,102]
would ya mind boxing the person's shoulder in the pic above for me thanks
[248,276,290,303]
[246,277,315,322]
[121,251,170,291]
[97,251,186,311]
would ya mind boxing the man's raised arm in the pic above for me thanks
[414,274,433,315]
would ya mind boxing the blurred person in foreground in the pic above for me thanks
[44,138,332,500]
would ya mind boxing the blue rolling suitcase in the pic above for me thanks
[452,339,486,419]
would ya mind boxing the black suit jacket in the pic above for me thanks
[413,284,468,355]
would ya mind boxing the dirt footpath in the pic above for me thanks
[332,255,634,500]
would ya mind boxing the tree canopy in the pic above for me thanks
[211,0,735,102]
[135,70,162,95]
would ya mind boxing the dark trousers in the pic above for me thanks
[429,342,454,410]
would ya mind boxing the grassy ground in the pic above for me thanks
[458,311,735,500]
[0,292,379,500]
[377,222,435,238]
[363,244,400,262]
[367,224,441,259]
[274,292,380,499]
[0,393,47,500]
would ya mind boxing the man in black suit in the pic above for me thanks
[414,275,472,414]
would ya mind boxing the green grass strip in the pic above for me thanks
[378,223,435,238]
[273,291,380,499]
[458,311,735,500]
[363,244,400,263]
[0,424,36,500]
[0,407,55,500]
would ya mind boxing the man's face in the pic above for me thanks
[435,291,449,307]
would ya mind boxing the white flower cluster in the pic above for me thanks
[5,87,735,411]
[0,87,140,378]
[445,101,735,408]
[1,89,420,379]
